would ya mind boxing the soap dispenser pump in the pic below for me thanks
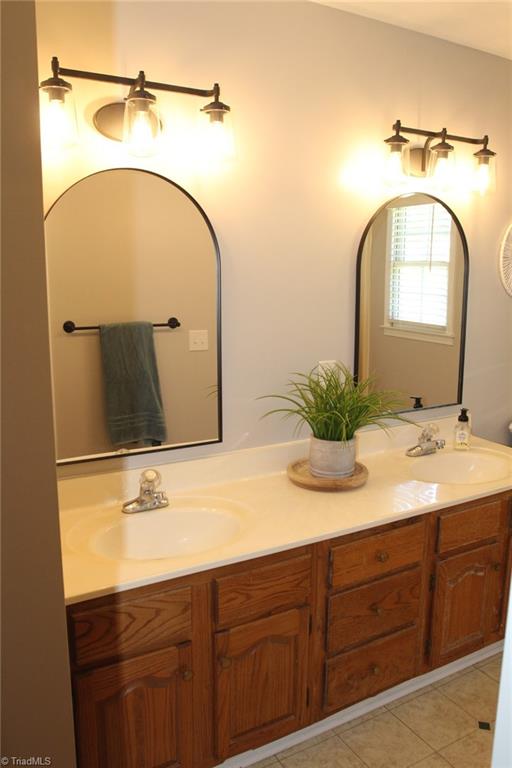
[454,408,470,450]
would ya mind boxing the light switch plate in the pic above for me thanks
[318,360,338,374]
[189,330,209,351]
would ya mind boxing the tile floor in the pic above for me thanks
[251,653,502,768]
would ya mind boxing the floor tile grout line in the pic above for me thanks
[434,669,499,722]
[407,749,450,767]
[389,686,478,753]
[332,731,374,768]
[479,667,501,683]
[437,684,498,723]
[337,709,436,768]
[436,727,494,766]
[384,709,439,760]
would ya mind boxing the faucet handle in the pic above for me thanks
[140,468,161,495]
[419,423,439,442]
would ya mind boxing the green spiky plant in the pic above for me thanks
[261,363,409,442]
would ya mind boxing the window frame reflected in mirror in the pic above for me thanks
[354,193,469,414]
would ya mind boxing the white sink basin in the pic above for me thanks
[81,498,246,561]
[410,448,512,485]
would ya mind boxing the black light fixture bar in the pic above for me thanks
[54,58,219,99]
[394,120,488,147]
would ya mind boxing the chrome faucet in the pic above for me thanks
[406,424,446,457]
[122,469,169,514]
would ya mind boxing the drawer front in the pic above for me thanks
[324,626,418,713]
[69,586,192,667]
[214,554,311,628]
[330,521,425,591]
[327,568,421,655]
[438,501,503,554]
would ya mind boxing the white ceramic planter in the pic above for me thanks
[309,436,356,478]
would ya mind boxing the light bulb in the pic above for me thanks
[205,118,235,160]
[432,154,453,190]
[474,161,491,195]
[386,150,404,185]
[40,95,77,150]
[123,93,161,157]
[127,110,156,156]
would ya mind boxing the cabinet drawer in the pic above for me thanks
[327,568,421,655]
[69,586,192,667]
[438,501,503,554]
[214,554,311,628]
[330,521,425,591]
[324,626,418,713]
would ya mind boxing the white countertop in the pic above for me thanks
[58,417,512,604]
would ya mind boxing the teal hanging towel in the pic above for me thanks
[99,322,167,447]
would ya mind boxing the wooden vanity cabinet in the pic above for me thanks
[67,493,512,768]
[430,497,510,668]
[67,581,209,768]
[321,516,430,715]
[212,551,312,760]
[74,644,194,768]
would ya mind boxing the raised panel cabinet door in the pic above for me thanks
[431,542,504,667]
[74,644,194,768]
[215,607,310,759]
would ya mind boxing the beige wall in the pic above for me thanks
[1,1,76,762]
[363,195,464,407]
[35,1,512,476]
[46,170,219,460]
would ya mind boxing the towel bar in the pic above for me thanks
[63,318,181,333]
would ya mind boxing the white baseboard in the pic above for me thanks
[215,641,504,768]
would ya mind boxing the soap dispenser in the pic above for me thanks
[454,408,470,450]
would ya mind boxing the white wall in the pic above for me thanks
[35,1,512,475]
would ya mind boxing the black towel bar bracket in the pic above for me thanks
[63,318,181,334]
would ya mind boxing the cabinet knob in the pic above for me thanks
[492,562,501,572]
[376,550,390,563]
[370,664,380,676]
[370,604,383,616]
[181,668,193,681]
[219,656,232,669]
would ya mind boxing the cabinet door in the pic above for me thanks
[431,543,504,667]
[215,608,309,759]
[75,644,193,768]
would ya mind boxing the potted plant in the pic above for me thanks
[262,363,408,478]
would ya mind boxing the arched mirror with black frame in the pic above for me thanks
[354,193,469,412]
[45,168,222,464]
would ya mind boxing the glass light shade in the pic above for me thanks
[473,157,495,195]
[203,112,235,161]
[123,97,161,157]
[39,86,78,150]
[431,151,455,191]
[386,149,405,185]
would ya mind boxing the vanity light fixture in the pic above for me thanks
[39,56,78,148]
[39,57,232,157]
[384,120,409,184]
[384,119,496,193]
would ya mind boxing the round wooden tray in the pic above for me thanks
[287,459,368,492]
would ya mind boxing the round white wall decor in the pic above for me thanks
[499,223,512,297]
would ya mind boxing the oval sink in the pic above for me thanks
[89,498,246,561]
[410,448,512,485]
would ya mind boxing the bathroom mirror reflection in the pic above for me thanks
[45,169,221,464]
[355,193,468,411]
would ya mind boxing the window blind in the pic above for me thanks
[388,203,452,330]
